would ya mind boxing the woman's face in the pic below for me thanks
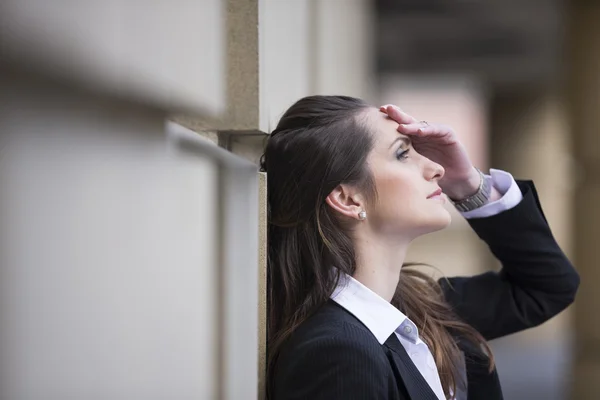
[362,108,451,238]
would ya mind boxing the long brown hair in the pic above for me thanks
[260,95,494,398]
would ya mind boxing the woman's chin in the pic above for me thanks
[423,210,452,234]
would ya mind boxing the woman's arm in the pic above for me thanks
[377,106,579,340]
[439,180,580,341]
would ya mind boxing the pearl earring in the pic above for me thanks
[358,210,367,220]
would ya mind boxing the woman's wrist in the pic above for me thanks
[444,167,482,201]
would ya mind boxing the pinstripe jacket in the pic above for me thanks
[271,181,580,399]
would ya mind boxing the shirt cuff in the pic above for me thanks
[460,168,523,219]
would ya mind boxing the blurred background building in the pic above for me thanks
[0,0,598,399]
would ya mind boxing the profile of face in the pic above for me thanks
[327,107,451,240]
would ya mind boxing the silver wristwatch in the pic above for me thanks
[450,168,492,212]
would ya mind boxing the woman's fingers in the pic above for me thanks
[379,104,396,113]
[379,104,417,124]
[379,104,450,138]
[397,122,435,136]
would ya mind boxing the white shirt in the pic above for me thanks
[330,169,522,400]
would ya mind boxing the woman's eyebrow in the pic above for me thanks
[388,136,411,149]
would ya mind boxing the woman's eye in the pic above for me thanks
[396,148,410,161]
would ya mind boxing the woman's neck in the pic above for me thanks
[351,234,410,302]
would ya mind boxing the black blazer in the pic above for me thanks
[271,181,580,399]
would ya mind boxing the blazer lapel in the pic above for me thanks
[384,334,440,400]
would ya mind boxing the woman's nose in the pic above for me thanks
[424,157,445,181]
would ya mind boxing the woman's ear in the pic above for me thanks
[325,184,365,221]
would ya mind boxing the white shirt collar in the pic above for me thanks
[331,272,420,344]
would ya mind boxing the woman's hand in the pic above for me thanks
[379,104,482,201]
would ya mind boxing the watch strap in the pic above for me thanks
[450,168,493,212]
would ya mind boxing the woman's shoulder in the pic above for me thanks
[274,300,390,383]
[271,301,397,399]
[281,300,384,356]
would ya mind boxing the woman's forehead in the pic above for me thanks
[363,107,409,146]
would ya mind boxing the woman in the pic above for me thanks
[260,95,579,399]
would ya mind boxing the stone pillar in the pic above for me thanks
[174,2,376,397]
[489,89,575,399]
[309,0,375,100]
[567,3,600,399]
[489,90,573,275]
[0,2,259,399]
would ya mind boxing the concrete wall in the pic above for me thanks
[0,1,259,398]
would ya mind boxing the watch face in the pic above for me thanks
[453,174,492,212]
